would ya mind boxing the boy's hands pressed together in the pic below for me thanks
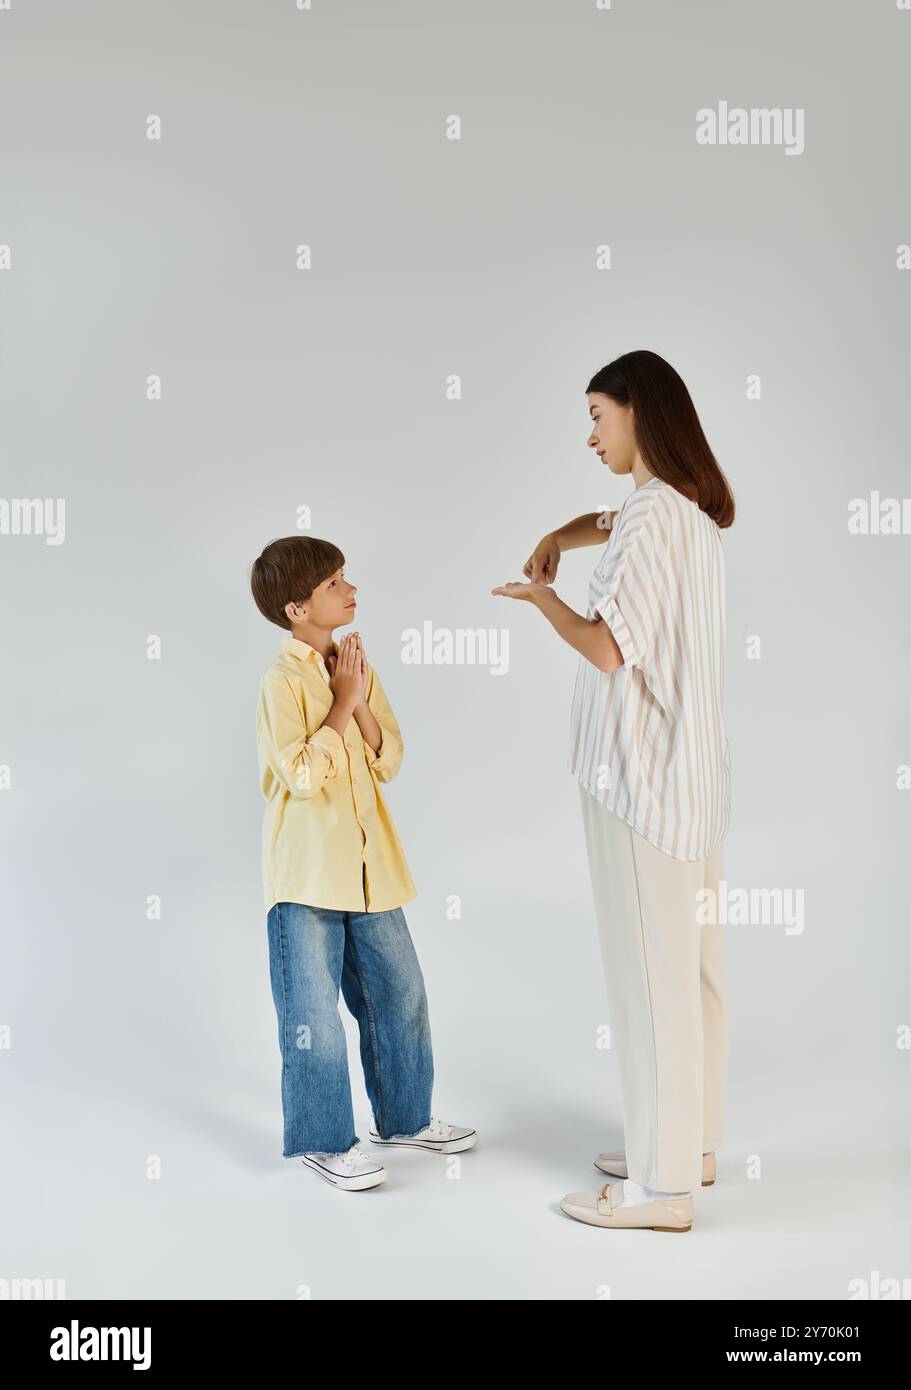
[322,633,368,740]
[326,632,368,710]
[325,632,383,755]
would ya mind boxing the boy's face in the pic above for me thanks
[285,566,357,632]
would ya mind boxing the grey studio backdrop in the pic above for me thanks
[1,0,908,1301]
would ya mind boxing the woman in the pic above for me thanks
[492,349,735,1233]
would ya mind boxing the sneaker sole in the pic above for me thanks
[300,1155,387,1191]
[368,1132,478,1154]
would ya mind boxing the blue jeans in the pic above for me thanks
[266,900,434,1156]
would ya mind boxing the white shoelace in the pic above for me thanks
[339,1143,369,1170]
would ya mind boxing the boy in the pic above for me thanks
[250,535,478,1191]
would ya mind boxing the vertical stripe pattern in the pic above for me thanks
[568,476,732,861]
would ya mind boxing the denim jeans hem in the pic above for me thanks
[285,1133,361,1159]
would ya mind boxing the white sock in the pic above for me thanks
[618,1179,691,1206]
[616,1151,710,1206]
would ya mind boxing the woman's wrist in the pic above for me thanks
[533,583,559,611]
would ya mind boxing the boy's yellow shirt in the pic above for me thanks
[255,636,417,913]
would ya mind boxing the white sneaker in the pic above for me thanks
[300,1143,387,1191]
[367,1115,478,1154]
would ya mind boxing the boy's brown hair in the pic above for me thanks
[250,536,346,630]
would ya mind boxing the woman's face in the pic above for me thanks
[586,391,637,476]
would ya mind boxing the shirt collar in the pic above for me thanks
[281,635,338,667]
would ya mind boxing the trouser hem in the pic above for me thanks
[284,1134,360,1158]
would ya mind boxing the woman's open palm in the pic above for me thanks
[491,580,550,602]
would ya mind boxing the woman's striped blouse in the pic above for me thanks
[568,475,732,861]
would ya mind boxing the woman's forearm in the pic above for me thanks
[533,587,622,672]
[553,511,614,551]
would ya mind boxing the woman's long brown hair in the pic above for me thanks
[587,350,735,528]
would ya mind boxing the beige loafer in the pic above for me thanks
[560,1179,693,1232]
[594,1149,716,1187]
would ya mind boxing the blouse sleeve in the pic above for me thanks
[591,498,671,712]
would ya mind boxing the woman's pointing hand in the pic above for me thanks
[523,532,561,585]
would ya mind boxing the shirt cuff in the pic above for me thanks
[310,725,347,774]
[364,735,390,772]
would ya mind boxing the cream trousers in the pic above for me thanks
[578,781,731,1192]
